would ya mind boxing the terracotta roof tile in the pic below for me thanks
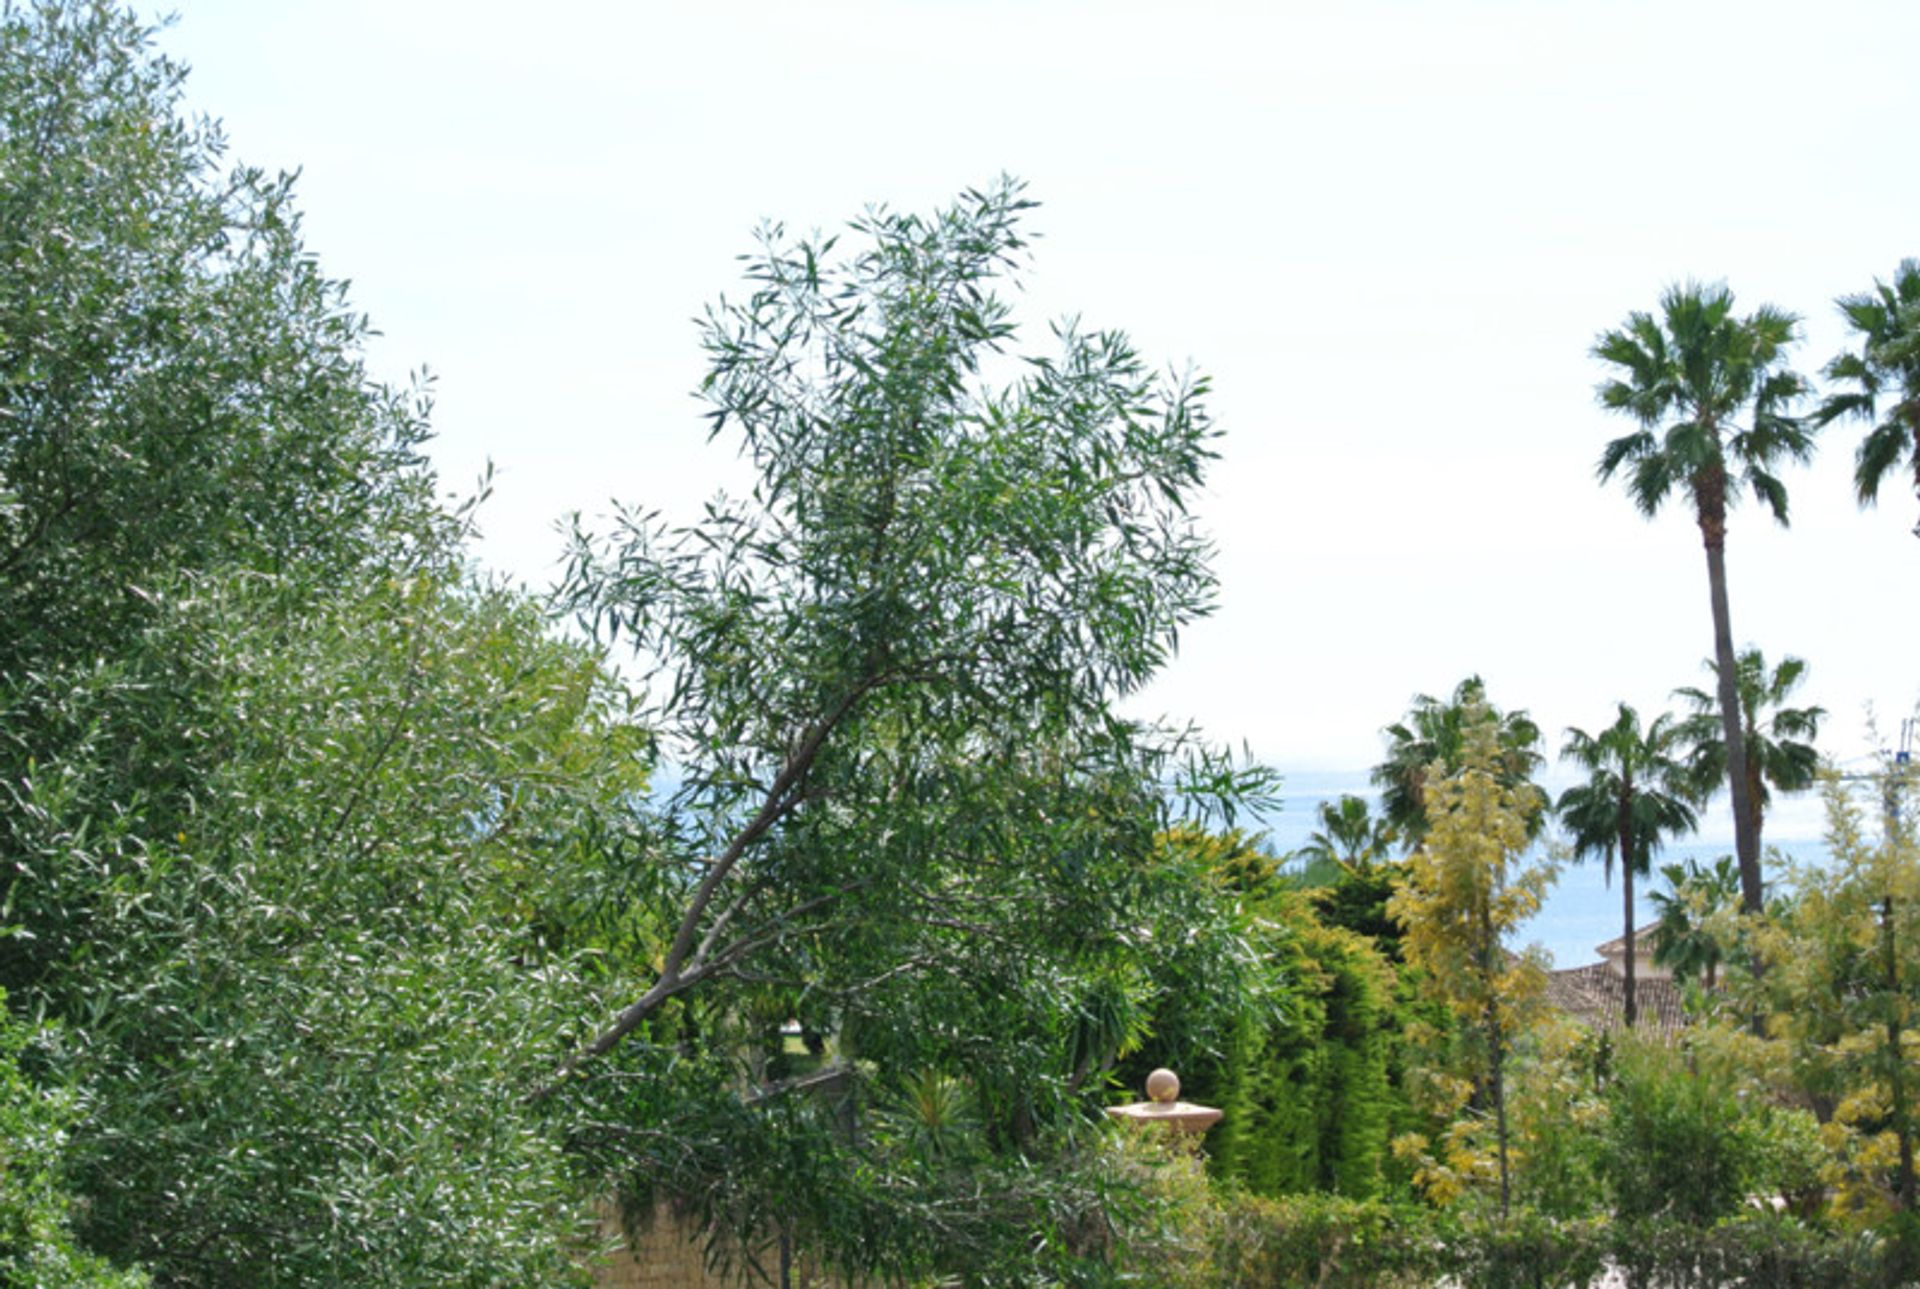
[1545,962,1690,1039]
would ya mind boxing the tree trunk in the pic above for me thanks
[1619,790,1638,1029]
[1623,857,1638,1029]
[1483,901,1510,1217]
[1697,496,1762,915]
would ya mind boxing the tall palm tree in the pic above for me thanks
[1593,283,1814,915]
[1674,648,1825,858]
[1372,676,1545,848]
[1556,705,1699,1027]
[1819,259,1920,538]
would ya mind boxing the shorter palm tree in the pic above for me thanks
[1292,794,1395,878]
[1374,676,1545,848]
[1819,258,1920,538]
[1674,649,1824,856]
[1557,704,1700,1027]
[1649,856,1741,989]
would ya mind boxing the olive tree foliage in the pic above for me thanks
[1,6,648,1282]
[557,180,1265,1077]
[0,0,439,679]
[0,993,147,1288]
[0,0,448,994]
[27,573,641,1285]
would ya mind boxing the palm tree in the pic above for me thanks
[1593,283,1814,915]
[1373,676,1545,848]
[1292,794,1395,875]
[1649,856,1741,990]
[1556,705,1699,1027]
[1674,648,1825,858]
[1819,259,1920,538]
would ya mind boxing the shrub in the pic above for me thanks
[0,998,147,1287]
[1125,1181,1910,1289]
[1601,1042,1760,1223]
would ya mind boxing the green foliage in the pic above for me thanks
[1373,677,1546,847]
[552,180,1276,1279]
[1,6,646,1280]
[1388,697,1553,1213]
[1504,1022,1611,1220]
[1131,1182,1903,1289]
[1594,282,1813,527]
[1674,647,1826,849]
[1747,759,1920,1222]
[0,1,441,686]
[1650,855,1741,988]
[25,571,638,1285]
[1309,858,1405,956]
[1212,915,1398,1200]
[0,997,147,1287]
[1556,703,1699,1027]
[1604,1216,1897,1289]
[1592,280,1815,917]
[1289,794,1396,877]
[1128,830,1404,1204]
[1819,258,1920,536]
[1557,705,1700,890]
[1599,1041,1761,1224]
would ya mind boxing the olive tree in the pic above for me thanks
[1,7,637,1281]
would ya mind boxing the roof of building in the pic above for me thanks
[1593,920,1666,960]
[1544,961,1689,1038]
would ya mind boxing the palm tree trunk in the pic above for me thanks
[1623,855,1638,1029]
[1619,799,1637,1028]
[1698,497,1763,915]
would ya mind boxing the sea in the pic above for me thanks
[1256,769,1838,970]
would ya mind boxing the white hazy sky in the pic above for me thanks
[164,1,1918,780]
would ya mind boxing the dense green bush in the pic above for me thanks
[1601,1043,1762,1224]
[0,998,147,1287]
[1148,1191,1912,1289]
[1606,1216,1895,1288]
[1133,834,1406,1202]
[1212,916,1400,1199]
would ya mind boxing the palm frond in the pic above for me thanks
[1855,420,1912,504]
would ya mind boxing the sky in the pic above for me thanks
[162,1,1919,796]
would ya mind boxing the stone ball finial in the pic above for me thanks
[1106,1067,1221,1132]
[1145,1068,1179,1104]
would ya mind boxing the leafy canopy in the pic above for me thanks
[1819,258,1920,534]
[1594,282,1813,526]
[1388,700,1553,1213]
[1674,649,1825,840]
[1373,676,1544,847]
[1556,704,1699,890]
[558,179,1273,1280]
